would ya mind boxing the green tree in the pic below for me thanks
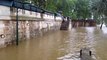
[92,0,107,29]
[20,0,93,20]
[74,0,91,19]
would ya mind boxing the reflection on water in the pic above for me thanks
[0,27,107,60]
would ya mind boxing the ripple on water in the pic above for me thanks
[57,52,80,60]
[57,51,98,60]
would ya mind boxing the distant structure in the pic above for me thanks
[72,19,96,28]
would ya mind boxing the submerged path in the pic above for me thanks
[0,27,107,60]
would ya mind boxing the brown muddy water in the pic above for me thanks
[0,27,107,60]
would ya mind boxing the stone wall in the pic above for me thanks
[0,6,62,48]
[0,20,62,48]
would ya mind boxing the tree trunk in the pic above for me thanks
[54,15,56,21]
[100,15,104,29]
[100,20,103,29]
[41,13,43,19]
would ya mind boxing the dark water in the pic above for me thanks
[0,26,107,60]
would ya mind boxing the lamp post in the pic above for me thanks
[16,6,19,46]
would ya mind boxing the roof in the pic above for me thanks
[0,0,43,13]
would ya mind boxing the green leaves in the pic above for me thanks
[92,0,107,16]
[91,0,107,24]
[20,0,92,19]
[45,0,57,12]
[74,0,91,19]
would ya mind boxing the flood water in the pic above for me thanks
[0,26,107,60]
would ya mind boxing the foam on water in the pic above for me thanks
[57,51,97,60]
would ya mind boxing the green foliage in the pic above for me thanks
[91,0,107,25]
[21,0,107,21]
[45,0,57,12]
[74,0,91,19]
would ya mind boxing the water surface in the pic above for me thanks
[0,27,107,60]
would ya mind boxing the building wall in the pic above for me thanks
[0,6,62,48]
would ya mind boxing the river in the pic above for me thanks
[0,26,107,60]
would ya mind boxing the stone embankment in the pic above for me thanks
[0,5,62,48]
